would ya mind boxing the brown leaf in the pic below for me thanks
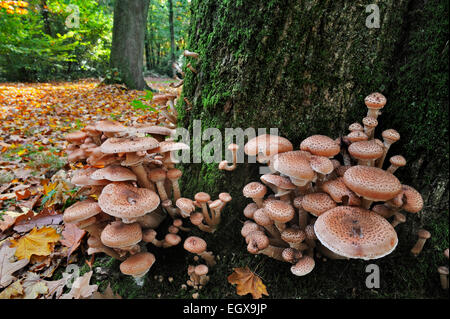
[0,243,29,288]
[227,267,269,299]
[90,284,122,299]
[60,271,98,299]
[60,223,86,259]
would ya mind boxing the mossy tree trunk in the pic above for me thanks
[110,0,150,90]
[178,0,448,243]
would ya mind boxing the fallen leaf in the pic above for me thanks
[22,272,49,299]
[227,267,269,299]
[0,243,29,288]
[10,226,60,260]
[0,280,23,299]
[90,284,122,299]
[60,223,86,259]
[60,271,98,299]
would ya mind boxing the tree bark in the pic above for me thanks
[168,0,176,77]
[110,0,150,90]
[179,0,448,234]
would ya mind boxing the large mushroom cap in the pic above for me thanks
[301,192,337,217]
[364,92,386,109]
[120,252,156,277]
[314,206,398,260]
[98,182,160,219]
[101,221,142,248]
[90,165,137,182]
[244,134,293,157]
[63,198,102,224]
[243,182,267,199]
[309,155,334,175]
[95,120,127,133]
[300,135,340,158]
[343,166,401,201]
[321,177,361,205]
[348,140,384,160]
[101,137,159,154]
[272,151,315,183]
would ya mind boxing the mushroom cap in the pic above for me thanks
[142,229,157,243]
[264,200,295,223]
[194,264,209,276]
[90,165,137,182]
[417,229,431,239]
[253,208,273,226]
[190,212,204,225]
[247,232,270,253]
[400,185,423,213]
[152,94,177,105]
[167,168,182,180]
[148,168,166,182]
[272,151,315,182]
[309,155,334,175]
[129,124,174,136]
[281,228,306,243]
[194,192,211,203]
[63,198,102,224]
[71,168,109,186]
[321,177,361,206]
[101,137,159,154]
[382,129,400,143]
[301,193,337,217]
[241,221,264,237]
[438,266,449,275]
[165,233,181,246]
[121,152,146,167]
[260,174,296,192]
[119,252,156,277]
[176,198,196,214]
[243,182,267,199]
[364,92,387,109]
[372,204,394,219]
[346,131,369,143]
[65,131,87,144]
[95,120,127,133]
[157,141,190,153]
[389,155,406,167]
[348,123,364,132]
[362,116,378,128]
[100,221,142,248]
[244,134,293,157]
[300,135,340,157]
[183,236,207,254]
[290,256,315,276]
[218,192,232,203]
[98,182,160,219]
[314,206,398,260]
[228,143,239,151]
[348,140,384,160]
[282,248,303,263]
[343,166,401,201]
[243,203,259,219]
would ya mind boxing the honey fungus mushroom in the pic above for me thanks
[120,252,156,286]
[183,236,216,267]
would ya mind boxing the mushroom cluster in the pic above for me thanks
[237,92,425,276]
[62,119,221,285]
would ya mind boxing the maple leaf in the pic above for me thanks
[22,272,49,299]
[90,284,122,299]
[10,226,60,260]
[0,243,29,288]
[60,271,98,299]
[227,267,269,299]
[60,223,86,259]
[0,280,23,299]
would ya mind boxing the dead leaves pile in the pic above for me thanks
[227,267,269,299]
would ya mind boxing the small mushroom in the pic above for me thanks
[183,236,216,267]
[438,266,449,290]
[119,252,156,286]
[390,212,406,228]
[410,229,431,257]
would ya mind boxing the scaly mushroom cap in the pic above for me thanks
[299,135,340,157]
[314,206,398,260]
[194,192,211,203]
[321,177,361,205]
[343,166,401,201]
[218,192,232,203]
[71,168,109,186]
[253,208,274,226]
[389,155,406,168]
[120,252,156,277]
[272,151,315,182]
[194,264,209,277]
[65,131,88,144]
[348,140,384,161]
[101,221,142,248]
[364,92,387,109]
[241,221,264,237]
[348,123,364,132]
[290,256,315,276]
[129,124,174,136]
[243,203,259,219]
[264,200,295,223]
[247,232,270,253]
[309,156,334,175]
[260,174,296,193]
[183,236,207,254]
[176,198,196,214]
[90,165,137,182]
[346,131,369,143]
[382,129,400,144]
[362,116,378,129]
[244,134,293,157]
[301,193,337,217]
[167,168,182,180]
[98,182,160,219]
[157,141,190,153]
[281,228,306,244]
[63,198,102,224]
[243,182,267,199]
[400,185,423,213]
[95,120,127,133]
[148,167,166,183]
[282,248,303,263]
[101,137,159,154]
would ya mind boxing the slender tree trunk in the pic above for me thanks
[40,0,52,36]
[110,0,150,90]
[180,0,448,236]
[168,0,176,77]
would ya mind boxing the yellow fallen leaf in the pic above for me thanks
[0,280,23,299]
[10,227,60,260]
[227,267,269,299]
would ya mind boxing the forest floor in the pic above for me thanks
[0,79,448,299]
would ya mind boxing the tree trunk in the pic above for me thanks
[179,0,448,235]
[110,0,150,90]
[168,0,176,77]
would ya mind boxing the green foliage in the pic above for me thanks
[0,0,113,81]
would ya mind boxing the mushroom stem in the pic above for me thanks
[360,198,373,210]
[198,251,216,267]
[391,212,406,228]
[155,180,169,201]
[171,180,182,201]
[87,246,125,261]
[257,245,285,262]
[200,202,213,226]
[438,266,449,290]
[131,164,154,190]
[298,209,309,230]
[410,230,431,256]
